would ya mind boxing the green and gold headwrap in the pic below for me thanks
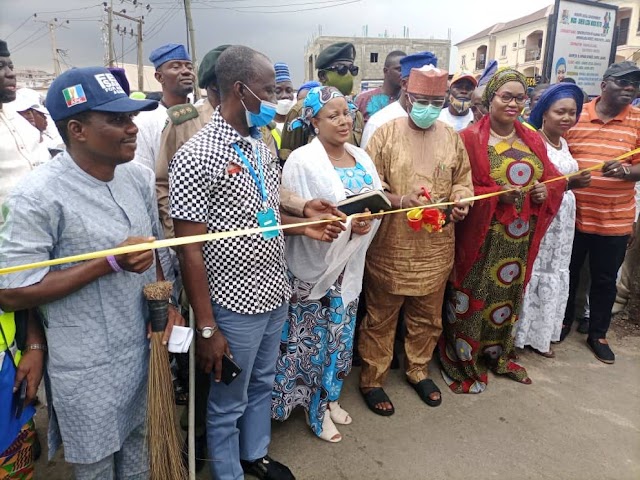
[482,67,527,108]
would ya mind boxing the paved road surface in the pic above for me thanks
[33,323,640,480]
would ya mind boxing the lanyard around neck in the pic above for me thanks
[232,143,268,207]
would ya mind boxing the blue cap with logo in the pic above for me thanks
[46,67,158,121]
[149,43,191,69]
[400,52,438,79]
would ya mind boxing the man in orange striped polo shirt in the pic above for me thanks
[562,61,640,364]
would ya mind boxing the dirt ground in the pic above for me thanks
[33,314,640,480]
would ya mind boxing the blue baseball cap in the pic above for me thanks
[46,67,158,121]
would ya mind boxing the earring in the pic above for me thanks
[314,127,320,135]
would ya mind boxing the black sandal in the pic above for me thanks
[409,379,442,407]
[360,388,395,416]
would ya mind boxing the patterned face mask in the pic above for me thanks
[449,94,471,114]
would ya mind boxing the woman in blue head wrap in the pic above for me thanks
[272,86,382,443]
[555,57,567,83]
[515,83,592,356]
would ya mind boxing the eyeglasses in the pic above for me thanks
[607,77,640,89]
[316,112,354,125]
[406,94,445,109]
[324,65,359,76]
[495,93,527,105]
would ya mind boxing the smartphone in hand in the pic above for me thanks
[220,354,242,385]
[13,378,27,418]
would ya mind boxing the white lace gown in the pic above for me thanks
[515,138,578,352]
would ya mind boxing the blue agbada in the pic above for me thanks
[290,86,351,130]
[528,83,584,130]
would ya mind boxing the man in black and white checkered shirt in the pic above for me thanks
[170,45,296,480]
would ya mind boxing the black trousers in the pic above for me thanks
[564,230,629,340]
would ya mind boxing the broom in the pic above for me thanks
[144,281,188,480]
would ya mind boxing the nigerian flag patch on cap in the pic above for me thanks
[62,84,87,108]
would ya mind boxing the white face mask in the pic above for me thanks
[276,98,296,115]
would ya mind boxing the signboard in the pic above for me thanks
[545,0,618,96]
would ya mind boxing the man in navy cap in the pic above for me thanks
[0,66,182,479]
[133,42,194,173]
[360,51,438,148]
[279,42,365,160]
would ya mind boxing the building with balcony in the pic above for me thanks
[614,0,640,64]
[455,0,639,82]
[303,35,451,93]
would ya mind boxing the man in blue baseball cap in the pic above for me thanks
[133,43,194,173]
[360,51,438,148]
[0,66,184,479]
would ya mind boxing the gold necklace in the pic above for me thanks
[490,128,516,140]
[540,129,562,149]
[328,150,348,162]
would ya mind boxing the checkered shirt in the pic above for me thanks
[169,109,290,314]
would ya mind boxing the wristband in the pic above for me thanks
[400,195,406,209]
[106,255,123,273]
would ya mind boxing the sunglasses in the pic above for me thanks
[324,65,359,76]
[607,77,640,89]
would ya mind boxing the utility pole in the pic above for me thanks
[184,0,200,100]
[36,18,67,76]
[137,19,144,92]
[48,22,62,75]
[110,9,145,91]
[104,2,146,90]
[107,1,115,66]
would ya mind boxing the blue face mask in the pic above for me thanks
[241,84,277,128]
[409,103,442,129]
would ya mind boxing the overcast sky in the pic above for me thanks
[1,0,553,83]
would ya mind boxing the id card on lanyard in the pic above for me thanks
[232,143,278,239]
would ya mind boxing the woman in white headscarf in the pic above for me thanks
[271,87,381,442]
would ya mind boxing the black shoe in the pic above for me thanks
[32,430,42,461]
[586,338,615,364]
[181,435,207,473]
[577,317,589,334]
[559,323,572,342]
[241,455,295,480]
